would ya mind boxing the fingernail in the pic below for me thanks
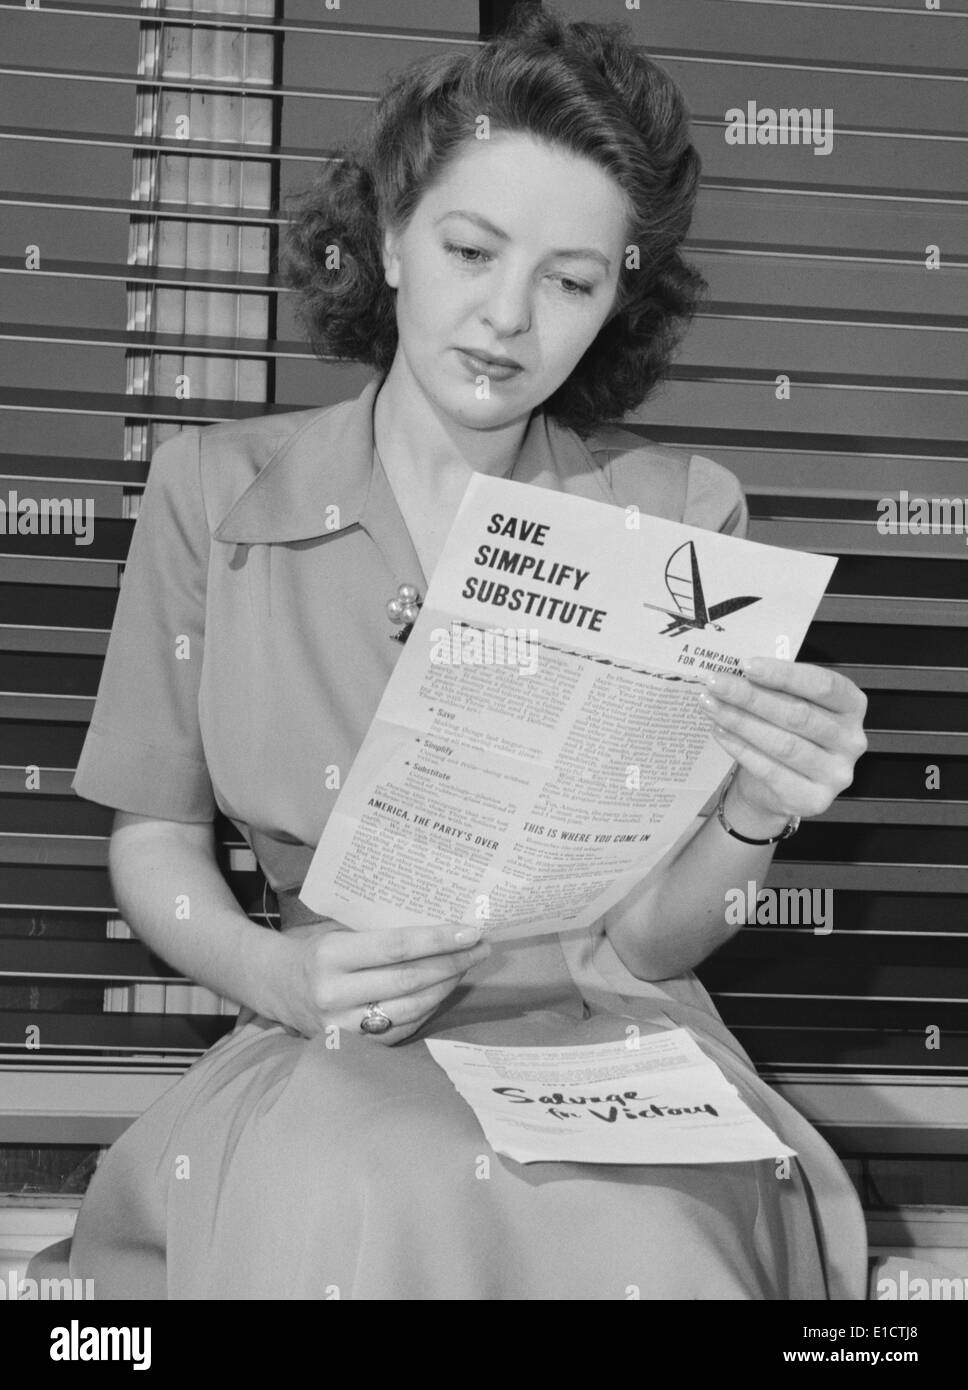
[454,926,481,943]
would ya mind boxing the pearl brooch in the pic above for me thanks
[387,582,422,643]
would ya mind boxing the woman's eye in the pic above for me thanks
[444,241,490,265]
[556,277,593,297]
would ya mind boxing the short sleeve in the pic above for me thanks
[683,453,749,540]
[71,427,216,822]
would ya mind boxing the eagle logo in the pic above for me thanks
[642,541,762,637]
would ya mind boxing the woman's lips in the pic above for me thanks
[454,348,524,381]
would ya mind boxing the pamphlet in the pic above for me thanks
[300,474,835,941]
[424,1028,796,1165]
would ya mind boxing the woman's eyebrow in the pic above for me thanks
[435,209,611,270]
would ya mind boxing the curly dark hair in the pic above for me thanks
[280,1,706,439]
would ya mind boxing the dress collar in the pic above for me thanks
[212,376,617,550]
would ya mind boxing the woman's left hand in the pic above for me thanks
[697,656,869,826]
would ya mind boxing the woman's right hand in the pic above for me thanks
[270,920,492,1045]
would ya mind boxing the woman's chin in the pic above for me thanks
[437,380,548,429]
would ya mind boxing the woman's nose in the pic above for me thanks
[481,271,533,337]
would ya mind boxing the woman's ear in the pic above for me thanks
[382,227,401,290]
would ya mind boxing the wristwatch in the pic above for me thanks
[715,771,801,846]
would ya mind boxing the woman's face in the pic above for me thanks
[381,131,630,428]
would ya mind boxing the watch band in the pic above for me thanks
[715,771,801,846]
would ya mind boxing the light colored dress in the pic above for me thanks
[69,376,869,1300]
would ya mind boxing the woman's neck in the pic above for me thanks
[372,359,532,491]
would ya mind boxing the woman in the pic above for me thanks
[69,5,870,1299]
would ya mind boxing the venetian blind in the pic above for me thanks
[1,0,966,1158]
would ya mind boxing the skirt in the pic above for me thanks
[69,892,869,1300]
